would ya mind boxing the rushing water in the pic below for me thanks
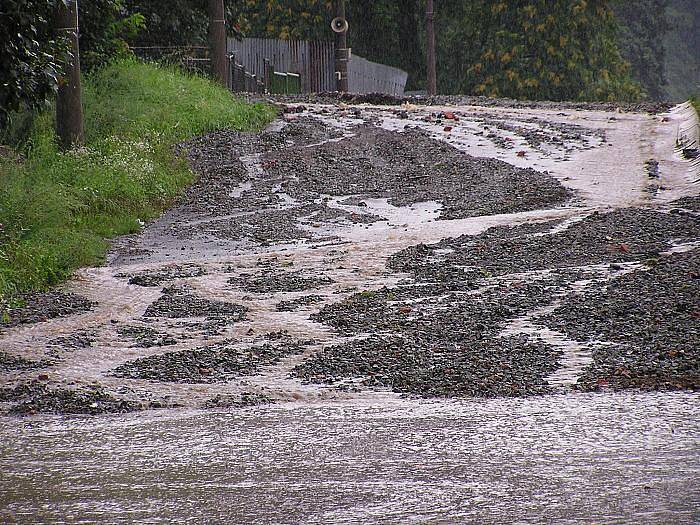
[1,391,698,524]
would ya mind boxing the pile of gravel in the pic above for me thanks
[539,250,700,391]
[293,334,559,398]
[143,285,247,323]
[672,195,700,212]
[112,339,307,383]
[116,325,178,348]
[266,126,572,220]
[0,351,44,372]
[276,295,324,312]
[232,271,334,294]
[390,208,699,281]
[205,391,273,408]
[296,278,565,397]
[45,331,95,359]
[265,92,673,114]
[0,291,95,330]
[117,264,205,287]
[0,381,136,415]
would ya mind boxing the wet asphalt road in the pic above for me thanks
[0,101,698,523]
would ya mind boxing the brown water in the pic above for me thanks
[2,103,699,524]
[1,391,698,524]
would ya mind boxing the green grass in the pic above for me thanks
[691,95,699,114]
[0,59,276,305]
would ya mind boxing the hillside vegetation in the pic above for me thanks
[0,60,275,306]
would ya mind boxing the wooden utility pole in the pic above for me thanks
[55,0,84,149]
[208,0,228,86]
[426,0,437,96]
[332,0,349,92]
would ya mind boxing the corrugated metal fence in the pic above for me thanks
[227,38,335,92]
[347,55,408,96]
[227,37,407,95]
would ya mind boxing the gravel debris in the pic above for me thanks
[390,208,700,281]
[232,271,334,294]
[143,285,247,324]
[264,92,673,114]
[205,391,273,408]
[539,250,700,391]
[117,264,206,287]
[0,381,137,415]
[0,292,95,330]
[116,325,178,348]
[276,295,324,311]
[296,277,566,397]
[0,351,44,372]
[112,339,307,383]
[266,126,572,220]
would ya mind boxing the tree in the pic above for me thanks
[78,0,145,71]
[0,0,67,129]
[612,0,669,100]
[436,0,641,101]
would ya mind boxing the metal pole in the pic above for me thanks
[55,0,84,149]
[426,0,437,96]
[333,0,349,92]
[208,0,227,85]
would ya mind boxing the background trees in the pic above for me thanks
[0,0,67,128]
[1,0,698,125]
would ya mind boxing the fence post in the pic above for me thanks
[263,59,271,93]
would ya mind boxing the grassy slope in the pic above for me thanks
[0,59,275,303]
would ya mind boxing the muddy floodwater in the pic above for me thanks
[2,392,699,524]
[1,100,699,523]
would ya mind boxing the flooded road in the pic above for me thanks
[1,100,699,523]
[2,391,699,524]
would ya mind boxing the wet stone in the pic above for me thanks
[265,126,572,221]
[0,351,44,372]
[116,325,178,348]
[232,271,334,294]
[117,264,206,287]
[292,334,559,398]
[0,292,95,330]
[390,208,700,280]
[672,195,700,213]
[45,331,96,360]
[276,295,324,312]
[205,391,273,409]
[299,275,566,397]
[0,381,136,415]
[143,285,247,324]
[539,250,700,392]
[111,339,308,383]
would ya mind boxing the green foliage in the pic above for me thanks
[123,0,208,46]
[232,0,640,101]
[0,60,275,302]
[79,0,146,70]
[234,0,332,41]
[0,0,67,128]
[436,0,641,101]
[663,0,700,101]
[612,0,669,101]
